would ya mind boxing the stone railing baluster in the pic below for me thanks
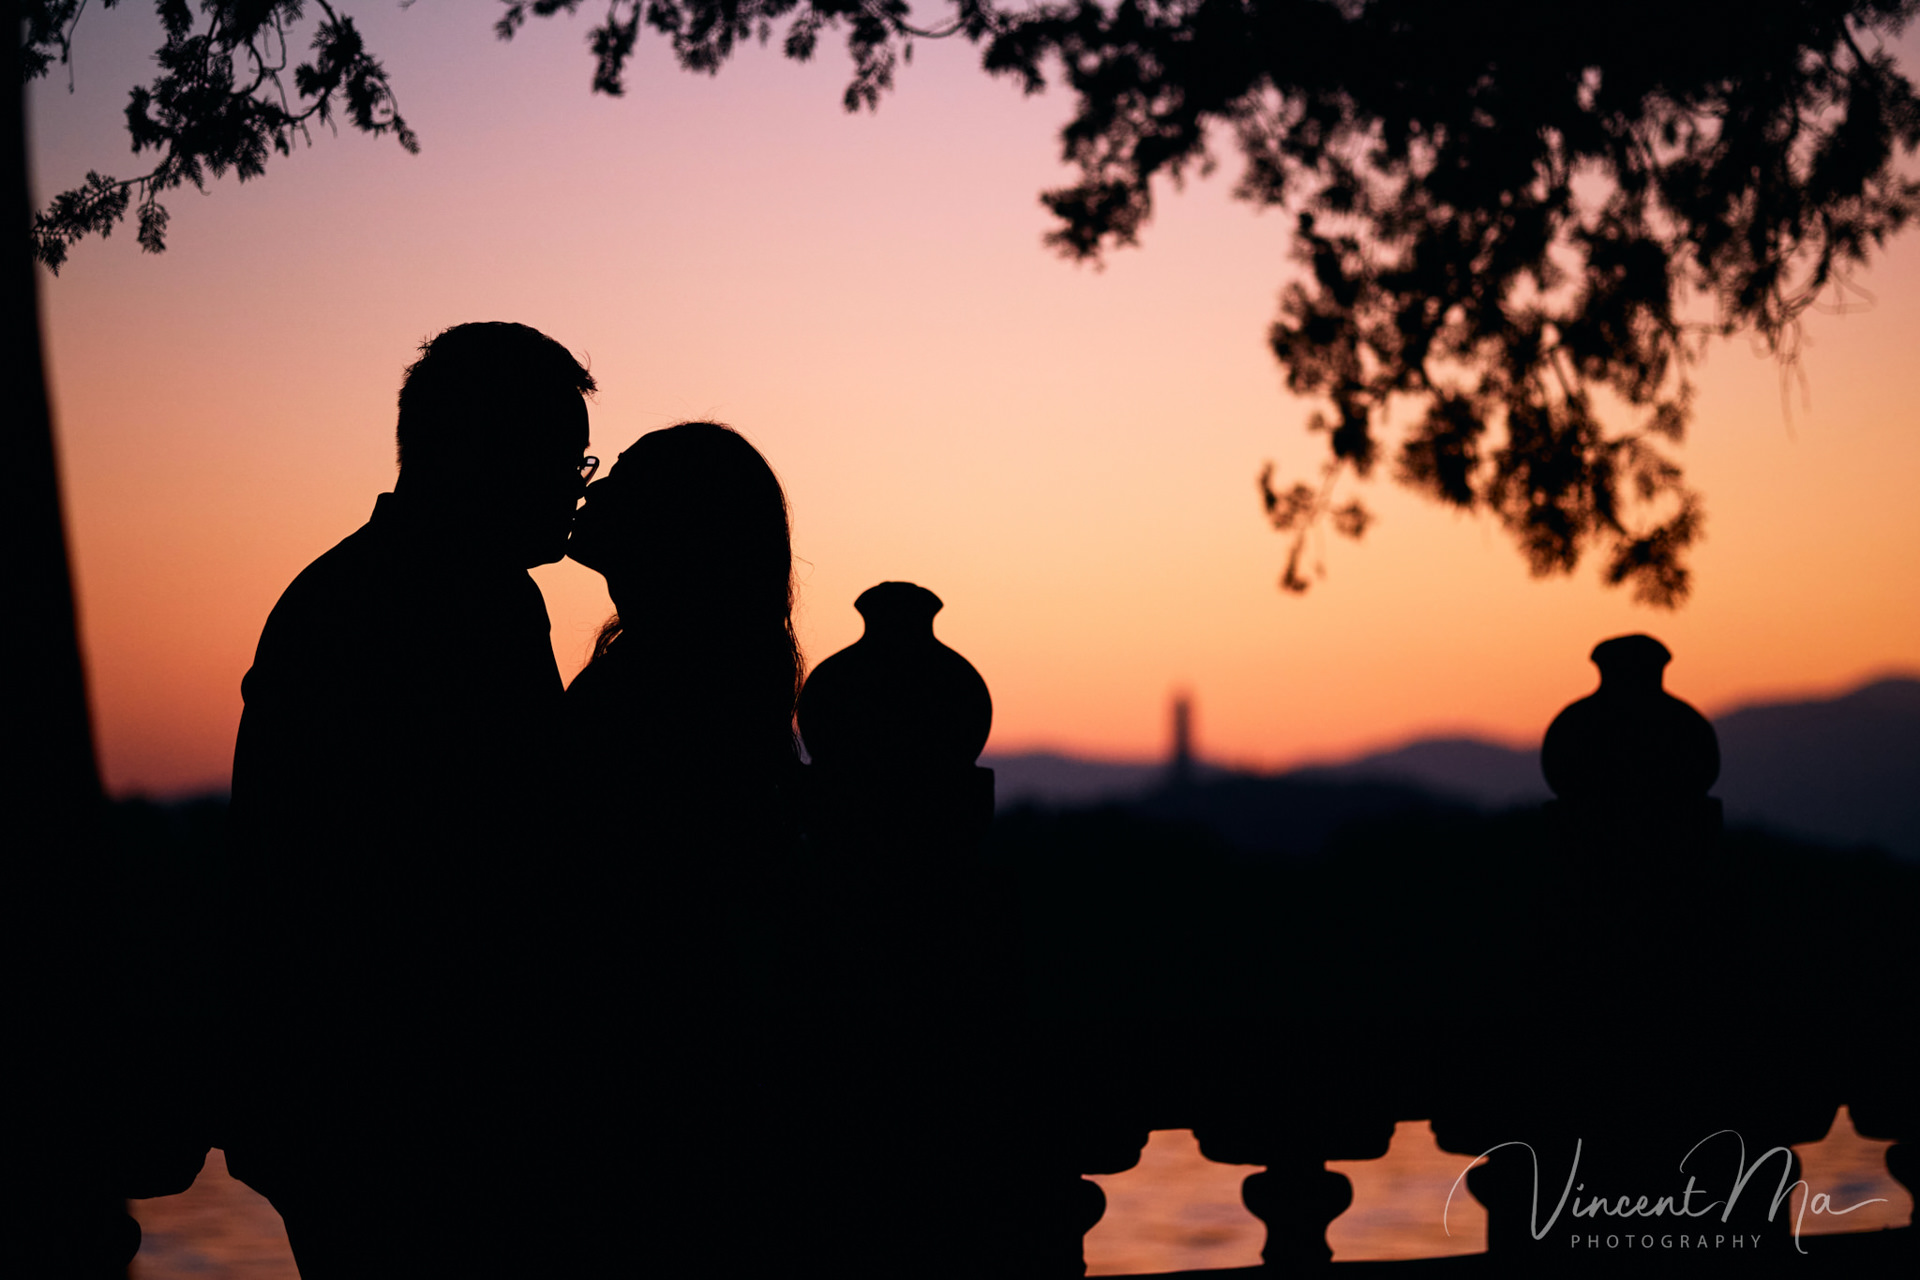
[1435,634,1840,1268]
[794,582,1019,1277]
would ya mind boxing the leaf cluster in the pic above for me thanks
[979,0,1920,603]
[28,0,417,271]
[497,0,999,109]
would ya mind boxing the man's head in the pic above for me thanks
[394,322,596,566]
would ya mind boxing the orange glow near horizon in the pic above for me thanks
[30,8,1920,796]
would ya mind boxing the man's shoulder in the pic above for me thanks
[262,520,397,635]
[245,497,553,696]
[244,513,430,696]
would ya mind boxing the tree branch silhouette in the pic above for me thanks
[28,0,417,271]
[25,1,1920,601]
[978,1,1920,604]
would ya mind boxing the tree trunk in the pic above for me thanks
[5,0,100,818]
[7,4,138,1276]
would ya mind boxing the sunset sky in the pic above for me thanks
[28,5,1920,797]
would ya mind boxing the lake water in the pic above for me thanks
[129,1108,1908,1276]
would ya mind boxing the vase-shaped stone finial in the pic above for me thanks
[797,582,992,773]
[1540,634,1719,804]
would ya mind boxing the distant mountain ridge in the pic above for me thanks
[1713,677,1920,861]
[984,675,1920,859]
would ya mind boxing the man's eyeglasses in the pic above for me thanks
[578,456,600,485]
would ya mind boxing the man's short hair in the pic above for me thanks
[396,322,596,472]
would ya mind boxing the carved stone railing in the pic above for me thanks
[795,589,1917,1275]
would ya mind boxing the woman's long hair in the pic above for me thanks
[587,422,803,748]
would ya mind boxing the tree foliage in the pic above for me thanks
[979,1,1920,604]
[26,1,415,271]
[27,1,1920,603]
[493,0,999,105]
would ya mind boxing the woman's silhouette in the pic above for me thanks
[566,421,802,840]
[558,422,805,1274]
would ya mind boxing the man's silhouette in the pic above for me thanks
[222,323,595,1277]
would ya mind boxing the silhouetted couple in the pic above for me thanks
[224,323,805,1276]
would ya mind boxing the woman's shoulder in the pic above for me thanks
[565,642,656,713]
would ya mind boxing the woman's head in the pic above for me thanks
[569,422,800,705]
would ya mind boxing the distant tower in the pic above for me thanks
[1169,691,1195,791]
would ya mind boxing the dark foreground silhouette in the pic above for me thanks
[34,623,1919,1275]
[558,422,809,1275]
[221,322,596,1278]
[17,321,1912,1276]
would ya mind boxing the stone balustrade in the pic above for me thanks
[795,588,1916,1275]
